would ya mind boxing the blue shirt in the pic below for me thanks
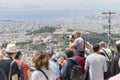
[49,59,61,78]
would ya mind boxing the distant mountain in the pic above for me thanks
[0,9,102,20]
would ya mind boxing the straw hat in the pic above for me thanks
[5,44,18,53]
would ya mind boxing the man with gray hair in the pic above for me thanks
[99,41,113,61]
[69,31,85,58]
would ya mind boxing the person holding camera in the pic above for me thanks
[69,31,85,58]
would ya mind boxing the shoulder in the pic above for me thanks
[86,54,103,59]
[68,57,78,64]
[0,58,11,63]
[21,61,30,71]
[96,54,106,62]
[32,70,41,76]
[22,61,29,67]
[73,56,83,61]
[102,48,112,53]
[49,60,57,66]
[75,37,83,41]
[12,60,18,66]
[86,54,93,59]
[99,54,105,57]
[73,38,79,43]
[16,60,29,68]
[49,60,59,69]
[32,70,43,79]
[3,59,18,68]
[62,59,71,67]
[96,54,106,59]
[112,54,120,61]
[115,53,120,58]
[85,55,92,62]
[41,67,54,73]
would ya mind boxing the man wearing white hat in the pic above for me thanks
[0,44,20,80]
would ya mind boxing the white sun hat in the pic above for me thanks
[5,44,18,53]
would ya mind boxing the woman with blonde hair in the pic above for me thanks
[31,51,56,80]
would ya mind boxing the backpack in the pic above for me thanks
[102,49,112,79]
[104,61,112,79]
[69,59,82,80]
[18,61,24,80]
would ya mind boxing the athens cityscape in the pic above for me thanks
[0,0,120,80]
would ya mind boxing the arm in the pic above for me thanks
[103,58,107,72]
[69,38,78,49]
[85,57,89,72]
[69,41,75,49]
[27,69,31,80]
[55,64,61,80]
[12,74,18,80]
[56,77,61,80]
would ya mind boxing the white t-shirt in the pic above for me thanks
[85,53,107,80]
[32,66,56,80]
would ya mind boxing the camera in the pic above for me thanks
[68,35,75,42]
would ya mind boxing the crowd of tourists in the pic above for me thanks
[0,30,120,80]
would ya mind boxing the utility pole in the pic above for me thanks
[102,11,116,47]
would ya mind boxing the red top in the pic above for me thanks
[73,56,85,74]
[15,60,30,80]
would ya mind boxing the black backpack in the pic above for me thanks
[104,61,112,79]
[101,49,112,79]
[69,59,82,80]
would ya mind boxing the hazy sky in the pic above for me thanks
[0,0,119,9]
[0,0,119,19]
